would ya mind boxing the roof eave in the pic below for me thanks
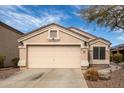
[89,37,111,45]
[0,21,24,35]
[18,23,91,42]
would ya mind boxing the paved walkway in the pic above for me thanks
[0,68,88,88]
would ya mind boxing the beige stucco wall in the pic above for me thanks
[0,25,22,67]
[23,31,85,44]
[89,41,110,64]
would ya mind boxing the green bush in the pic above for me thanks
[84,68,99,81]
[113,53,123,63]
[0,56,6,68]
[11,57,19,67]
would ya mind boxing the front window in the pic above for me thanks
[93,47,105,59]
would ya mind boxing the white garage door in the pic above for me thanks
[28,45,81,68]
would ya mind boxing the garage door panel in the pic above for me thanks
[28,46,81,68]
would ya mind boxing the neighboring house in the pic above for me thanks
[111,43,124,61]
[0,21,24,67]
[18,23,111,69]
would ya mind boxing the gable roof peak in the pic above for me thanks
[25,22,60,35]
[46,22,58,25]
[42,22,61,26]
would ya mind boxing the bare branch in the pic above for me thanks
[79,5,124,31]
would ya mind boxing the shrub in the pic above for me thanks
[110,53,114,62]
[11,57,19,67]
[0,56,6,68]
[113,53,123,63]
[84,68,99,81]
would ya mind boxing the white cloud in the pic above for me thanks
[114,29,124,40]
[72,12,81,17]
[15,5,33,14]
[0,5,69,32]
[0,5,17,11]
[40,10,69,24]
[72,5,90,17]
[0,10,42,32]
[74,5,82,10]
[73,5,89,10]
[78,27,90,32]
[114,29,124,33]
[117,34,124,40]
[0,5,32,14]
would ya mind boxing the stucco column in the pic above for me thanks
[18,46,27,67]
[81,47,89,69]
[106,47,110,64]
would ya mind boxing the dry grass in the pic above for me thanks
[84,68,99,81]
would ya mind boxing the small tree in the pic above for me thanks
[113,53,123,63]
[79,6,124,31]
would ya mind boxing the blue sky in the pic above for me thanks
[0,5,124,46]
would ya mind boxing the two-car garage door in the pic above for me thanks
[28,45,81,68]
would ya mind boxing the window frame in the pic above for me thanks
[93,47,106,60]
[48,30,60,40]
[84,41,88,46]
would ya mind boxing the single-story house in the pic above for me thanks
[0,21,24,67]
[111,43,124,61]
[18,23,111,69]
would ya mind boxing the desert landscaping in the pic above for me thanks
[86,69,124,88]
[83,63,124,88]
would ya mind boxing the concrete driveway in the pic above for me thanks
[0,68,88,88]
